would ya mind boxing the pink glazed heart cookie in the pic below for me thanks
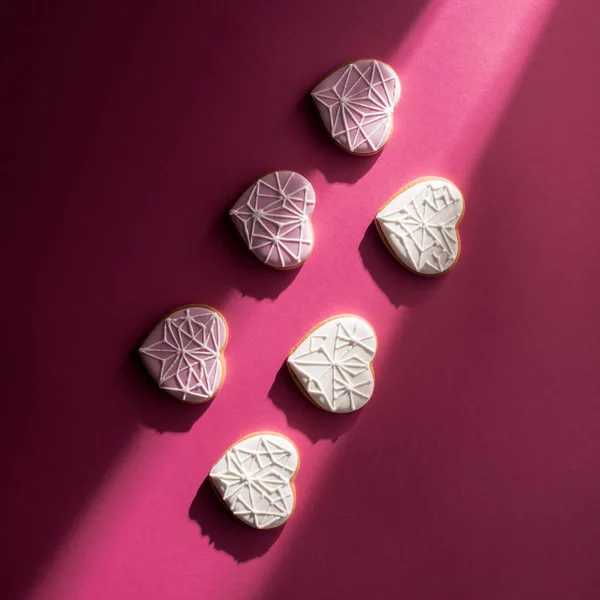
[229,171,316,269]
[311,59,401,155]
[139,305,228,403]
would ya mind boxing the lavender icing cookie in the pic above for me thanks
[311,59,401,155]
[139,305,227,403]
[229,171,316,269]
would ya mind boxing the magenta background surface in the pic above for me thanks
[3,1,600,599]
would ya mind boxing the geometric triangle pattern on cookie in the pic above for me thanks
[229,171,316,270]
[375,177,465,276]
[311,59,401,155]
[209,433,300,529]
[287,315,377,413]
[139,305,227,403]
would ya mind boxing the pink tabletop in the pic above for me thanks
[3,1,600,599]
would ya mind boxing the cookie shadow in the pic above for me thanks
[359,221,444,308]
[189,478,283,563]
[268,362,360,443]
[127,348,213,433]
[200,214,302,301]
[295,94,384,185]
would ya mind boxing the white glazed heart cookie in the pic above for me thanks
[209,432,300,529]
[139,305,227,403]
[311,59,401,155]
[287,315,377,413]
[375,177,465,276]
[229,171,316,270]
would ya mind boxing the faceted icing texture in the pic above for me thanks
[139,306,227,403]
[209,433,299,530]
[376,178,465,276]
[311,59,401,155]
[287,315,377,413]
[229,171,316,269]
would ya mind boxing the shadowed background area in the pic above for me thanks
[2,0,599,599]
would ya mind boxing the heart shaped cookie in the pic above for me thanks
[139,305,227,403]
[209,432,300,529]
[375,177,465,276]
[229,171,316,269]
[311,59,401,155]
[287,315,377,413]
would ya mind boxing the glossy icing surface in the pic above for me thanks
[139,306,227,403]
[287,315,377,413]
[376,178,465,275]
[311,59,401,155]
[209,433,299,529]
[229,171,316,269]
